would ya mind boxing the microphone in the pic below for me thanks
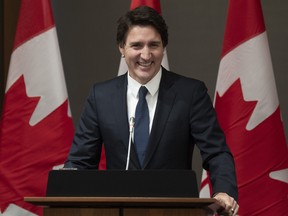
[125,117,135,170]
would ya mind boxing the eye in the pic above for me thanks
[150,42,161,49]
[130,43,142,49]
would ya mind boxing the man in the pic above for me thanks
[64,6,239,215]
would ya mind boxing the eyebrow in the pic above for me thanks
[128,41,162,46]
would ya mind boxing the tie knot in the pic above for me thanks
[139,86,148,98]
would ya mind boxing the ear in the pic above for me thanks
[119,45,124,56]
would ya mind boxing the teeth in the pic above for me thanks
[139,62,152,67]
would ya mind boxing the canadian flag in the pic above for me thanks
[99,0,169,169]
[200,0,288,215]
[0,0,74,215]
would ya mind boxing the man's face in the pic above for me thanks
[119,25,165,84]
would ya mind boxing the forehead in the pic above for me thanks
[125,25,162,43]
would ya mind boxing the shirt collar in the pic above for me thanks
[127,68,162,97]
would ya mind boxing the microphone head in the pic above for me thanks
[129,117,135,133]
[129,117,135,125]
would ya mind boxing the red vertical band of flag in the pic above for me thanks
[0,0,74,215]
[130,0,161,14]
[200,0,288,215]
[221,0,265,57]
[99,0,166,170]
[13,0,54,49]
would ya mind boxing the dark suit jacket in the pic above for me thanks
[65,67,238,200]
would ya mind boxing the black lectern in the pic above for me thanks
[46,170,199,198]
[25,170,218,216]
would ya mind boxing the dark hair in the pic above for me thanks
[117,6,168,48]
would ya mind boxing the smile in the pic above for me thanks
[138,62,153,67]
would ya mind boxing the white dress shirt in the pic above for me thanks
[127,68,162,133]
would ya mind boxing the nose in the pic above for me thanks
[140,47,151,60]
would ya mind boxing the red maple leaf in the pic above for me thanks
[215,79,288,215]
[0,75,74,215]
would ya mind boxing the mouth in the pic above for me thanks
[138,61,153,67]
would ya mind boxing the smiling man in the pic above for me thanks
[119,25,164,85]
[64,6,239,216]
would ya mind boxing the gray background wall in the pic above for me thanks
[51,0,288,185]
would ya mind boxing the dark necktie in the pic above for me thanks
[134,86,149,166]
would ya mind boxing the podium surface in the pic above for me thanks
[25,196,217,216]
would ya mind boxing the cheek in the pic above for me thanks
[155,52,164,61]
[126,51,140,60]
[155,49,165,57]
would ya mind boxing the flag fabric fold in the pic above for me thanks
[0,0,74,215]
[200,0,288,215]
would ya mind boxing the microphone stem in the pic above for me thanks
[125,117,135,170]
[125,133,133,170]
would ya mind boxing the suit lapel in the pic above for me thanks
[113,74,129,144]
[143,69,177,168]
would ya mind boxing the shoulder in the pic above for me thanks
[161,67,207,91]
[91,73,127,91]
[84,74,127,102]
